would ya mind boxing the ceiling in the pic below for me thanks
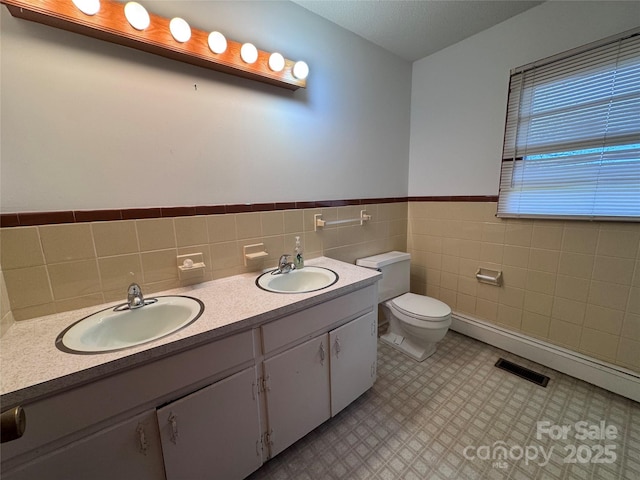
[291,0,544,62]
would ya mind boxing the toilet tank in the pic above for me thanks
[356,251,411,303]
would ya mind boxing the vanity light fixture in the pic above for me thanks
[71,0,100,16]
[207,31,227,54]
[268,52,285,72]
[292,61,309,80]
[0,0,308,90]
[169,17,191,43]
[240,43,258,64]
[124,2,149,31]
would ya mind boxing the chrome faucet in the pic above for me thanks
[127,283,145,309]
[273,254,296,274]
[112,283,157,311]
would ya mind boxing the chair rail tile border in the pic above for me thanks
[0,196,499,227]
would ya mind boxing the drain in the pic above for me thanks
[495,358,549,387]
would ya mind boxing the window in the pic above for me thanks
[497,29,640,221]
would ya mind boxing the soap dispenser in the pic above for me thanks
[294,236,304,269]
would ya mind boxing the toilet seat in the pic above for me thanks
[389,293,451,322]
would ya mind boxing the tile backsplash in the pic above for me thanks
[0,268,14,335]
[2,199,638,375]
[407,202,640,373]
[0,202,407,322]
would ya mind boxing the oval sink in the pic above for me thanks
[256,266,339,293]
[56,296,204,354]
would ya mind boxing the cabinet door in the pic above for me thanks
[263,335,330,457]
[3,410,164,480]
[157,366,263,480]
[330,310,377,416]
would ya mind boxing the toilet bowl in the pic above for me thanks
[356,251,451,362]
[382,293,451,361]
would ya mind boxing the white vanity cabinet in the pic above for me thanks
[157,366,263,480]
[260,285,378,458]
[1,330,256,479]
[3,410,165,480]
[329,310,377,416]
[263,335,331,457]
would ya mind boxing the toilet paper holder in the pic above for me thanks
[475,268,503,286]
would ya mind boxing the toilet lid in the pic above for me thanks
[390,293,451,320]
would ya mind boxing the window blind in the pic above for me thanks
[497,29,640,221]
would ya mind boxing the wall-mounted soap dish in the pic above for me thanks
[243,243,268,266]
[177,253,206,280]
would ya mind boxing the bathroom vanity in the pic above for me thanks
[0,258,380,480]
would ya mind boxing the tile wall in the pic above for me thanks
[0,202,407,323]
[407,201,640,374]
[0,269,14,335]
[3,199,638,375]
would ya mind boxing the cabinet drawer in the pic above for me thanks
[2,329,255,467]
[261,285,376,354]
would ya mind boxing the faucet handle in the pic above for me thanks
[127,282,144,309]
[128,283,142,296]
[278,254,291,267]
[274,254,296,274]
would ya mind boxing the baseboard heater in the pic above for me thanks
[495,358,549,387]
[451,312,640,403]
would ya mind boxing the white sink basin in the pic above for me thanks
[256,266,339,293]
[56,296,204,354]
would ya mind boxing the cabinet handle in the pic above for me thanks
[136,423,148,455]
[319,342,325,365]
[335,337,341,356]
[0,406,26,443]
[168,412,179,444]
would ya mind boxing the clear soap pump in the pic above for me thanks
[294,236,304,269]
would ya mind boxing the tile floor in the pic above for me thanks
[249,331,640,479]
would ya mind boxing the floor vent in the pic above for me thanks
[495,358,550,387]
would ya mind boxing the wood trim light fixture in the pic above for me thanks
[1,0,308,90]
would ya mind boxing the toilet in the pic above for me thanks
[356,251,451,362]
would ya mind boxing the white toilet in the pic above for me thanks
[356,251,451,362]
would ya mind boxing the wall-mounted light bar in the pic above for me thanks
[1,0,308,90]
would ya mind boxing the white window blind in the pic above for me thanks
[497,29,640,221]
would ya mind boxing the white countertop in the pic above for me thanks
[1,257,380,407]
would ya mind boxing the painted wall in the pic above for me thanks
[0,1,411,212]
[408,0,640,196]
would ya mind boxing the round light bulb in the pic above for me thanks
[268,52,285,72]
[292,61,309,80]
[124,2,150,31]
[72,0,100,15]
[240,43,258,64]
[208,31,227,54]
[169,17,191,43]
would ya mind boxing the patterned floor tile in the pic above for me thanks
[248,331,640,480]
